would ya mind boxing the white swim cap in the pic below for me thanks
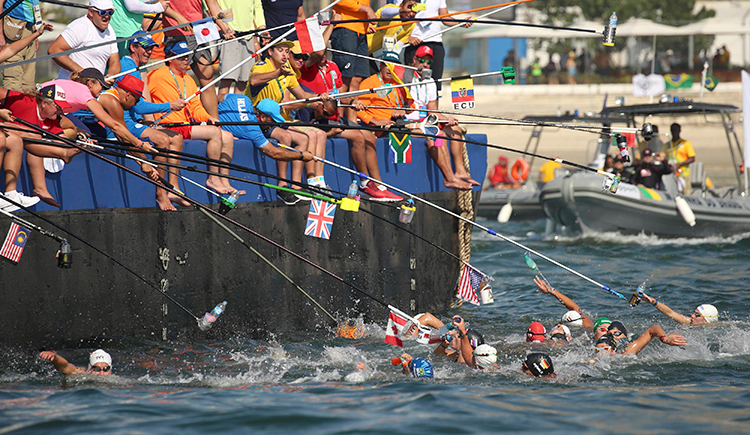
[473,344,497,369]
[696,304,719,323]
[561,310,583,327]
[89,349,112,368]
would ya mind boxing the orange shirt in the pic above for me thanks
[356,73,407,125]
[147,65,211,124]
[334,0,370,35]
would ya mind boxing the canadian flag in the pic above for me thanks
[193,18,221,45]
[384,307,409,347]
[294,16,325,54]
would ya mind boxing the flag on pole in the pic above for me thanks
[743,71,750,172]
[193,19,221,45]
[304,199,336,239]
[385,307,409,347]
[0,222,30,264]
[612,131,635,148]
[295,17,325,54]
[632,73,666,97]
[664,74,694,89]
[456,264,482,305]
[704,75,719,91]
[389,131,412,163]
[451,77,474,110]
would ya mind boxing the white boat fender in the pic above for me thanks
[497,203,513,223]
[675,196,696,227]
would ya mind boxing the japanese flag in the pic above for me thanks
[194,19,221,45]
[294,17,325,54]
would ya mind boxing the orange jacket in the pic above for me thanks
[334,0,370,35]
[356,73,407,125]
[147,66,211,124]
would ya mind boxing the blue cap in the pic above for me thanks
[409,358,434,379]
[256,99,286,124]
[129,30,158,48]
[382,51,401,63]
[165,41,191,56]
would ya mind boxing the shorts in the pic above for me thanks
[219,38,255,81]
[164,34,214,67]
[261,125,278,138]
[166,125,192,140]
[330,28,369,79]
[129,121,150,139]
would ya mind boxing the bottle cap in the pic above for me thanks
[391,357,404,366]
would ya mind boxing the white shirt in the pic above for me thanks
[57,15,117,79]
[405,74,437,121]
[396,0,447,43]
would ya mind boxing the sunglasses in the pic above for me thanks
[138,43,155,50]
[92,8,115,17]
[91,365,111,372]
[473,352,494,357]
[416,57,432,65]
[596,326,609,332]
[293,53,309,61]
[595,346,612,353]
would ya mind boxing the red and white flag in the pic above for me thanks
[456,264,481,306]
[0,222,30,264]
[194,19,221,45]
[295,17,325,54]
[385,307,409,347]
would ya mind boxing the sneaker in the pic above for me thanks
[1,191,40,212]
[295,188,313,202]
[362,183,403,203]
[276,189,300,205]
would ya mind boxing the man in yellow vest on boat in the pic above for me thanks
[668,123,696,194]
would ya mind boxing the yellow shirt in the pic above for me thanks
[368,4,416,54]
[538,160,561,183]
[668,138,695,178]
[246,59,300,121]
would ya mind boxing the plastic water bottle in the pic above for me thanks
[609,12,618,29]
[219,191,241,215]
[603,12,617,46]
[399,199,416,224]
[198,301,227,331]
[347,180,359,199]
[629,282,646,307]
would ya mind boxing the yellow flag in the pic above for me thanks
[451,77,475,110]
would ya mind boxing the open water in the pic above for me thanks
[2,218,750,434]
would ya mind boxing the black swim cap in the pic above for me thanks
[607,321,628,337]
[595,334,617,351]
[523,353,555,377]
[467,329,485,349]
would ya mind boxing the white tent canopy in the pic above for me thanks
[615,18,682,37]
[679,17,750,35]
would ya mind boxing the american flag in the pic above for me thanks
[305,199,336,239]
[456,264,482,306]
[0,222,30,264]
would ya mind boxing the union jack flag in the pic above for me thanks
[456,264,482,306]
[305,199,336,239]
[0,222,30,264]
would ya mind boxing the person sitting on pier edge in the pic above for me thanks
[521,353,556,378]
[117,30,189,210]
[533,275,595,330]
[638,291,719,326]
[148,41,240,196]
[39,349,113,376]
[356,51,472,191]
[405,45,478,187]
[633,149,673,190]
[247,39,332,198]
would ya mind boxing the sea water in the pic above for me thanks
[1,218,749,433]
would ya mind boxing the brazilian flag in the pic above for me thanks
[704,75,719,91]
[664,74,694,89]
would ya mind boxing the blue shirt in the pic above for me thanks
[218,94,269,148]
[4,0,39,23]
[119,55,170,120]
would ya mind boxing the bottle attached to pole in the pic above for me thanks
[629,282,646,307]
[399,199,416,224]
[347,180,359,199]
[603,12,617,46]
[57,239,73,268]
[219,191,241,215]
[198,301,227,331]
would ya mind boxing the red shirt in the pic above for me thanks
[3,90,63,134]
[299,61,343,95]
[163,0,203,37]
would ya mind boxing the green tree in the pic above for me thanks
[535,0,715,25]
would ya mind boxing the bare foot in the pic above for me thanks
[156,194,177,211]
[222,179,246,196]
[457,174,480,186]
[444,179,472,191]
[32,189,61,207]
[62,147,83,164]
[206,177,232,195]
[168,193,191,207]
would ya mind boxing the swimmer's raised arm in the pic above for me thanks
[622,325,687,355]
[39,351,83,375]
[640,292,691,325]
[534,276,594,329]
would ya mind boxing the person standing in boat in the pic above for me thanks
[39,349,113,376]
[633,149,673,190]
[668,123,696,194]
[487,156,510,188]
[638,292,719,326]
[609,155,634,184]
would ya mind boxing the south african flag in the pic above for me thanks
[389,131,412,163]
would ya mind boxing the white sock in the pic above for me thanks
[360,179,369,189]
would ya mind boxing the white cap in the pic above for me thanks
[89,0,115,10]
[561,310,583,327]
[89,349,112,368]
[473,344,497,369]
[559,324,571,337]
[697,304,719,323]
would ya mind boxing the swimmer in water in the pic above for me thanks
[521,353,556,378]
[592,317,612,341]
[453,316,498,370]
[392,353,434,378]
[39,349,113,375]
[639,292,719,326]
[534,276,595,330]
[596,323,686,356]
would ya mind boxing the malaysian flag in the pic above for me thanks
[305,199,337,239]
[0,222,30,263]
[456,264,482,306]
[385,307,409,347]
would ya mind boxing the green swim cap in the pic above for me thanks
[593,317,612,330]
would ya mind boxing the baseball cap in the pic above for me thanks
[696,304,719,323]
[79,68,109,89]
[408,358,434,378]
[129,30,158,48]
[272,39,296,50]
[561,310,583,327]
[473,344,497,369]
[256,99,286,124]
[290,40,302,55]
[165,41,191,56]
[593,317,611,331]
[38,84,72,110]
[642,149,654,157]
[382,51,400,63]
[88,349,112,368]
[523,353,555,377]
[526,321,546,342]
[89,0,114,9]
[117,75,144,98]
[415,45,434,58]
